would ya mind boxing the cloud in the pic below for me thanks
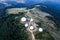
[0,0,6,3]
[0,0,26,7]
[0,0,11,7]
[16,0,26,3]
[0,0,5,1]
[0,0,26,3]
[8,0,26,3]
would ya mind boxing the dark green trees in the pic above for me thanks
[0,12,28,40]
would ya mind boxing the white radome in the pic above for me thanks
[30,26,34,30]
[39,28,43,32]
[21,17,26,22]
[30,18,33,21]
[25,23,28,27]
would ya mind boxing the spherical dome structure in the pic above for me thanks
[21,17,26,22]
[30,26,34,30]
[30,18,33,21]
[25,23,28,27]
[39,28,43,32]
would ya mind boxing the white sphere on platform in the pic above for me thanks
[21,17,26,22]
[39,28,43,32]
[30,26,34,30]
[25,23,28,27]
[30,18,33,21]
